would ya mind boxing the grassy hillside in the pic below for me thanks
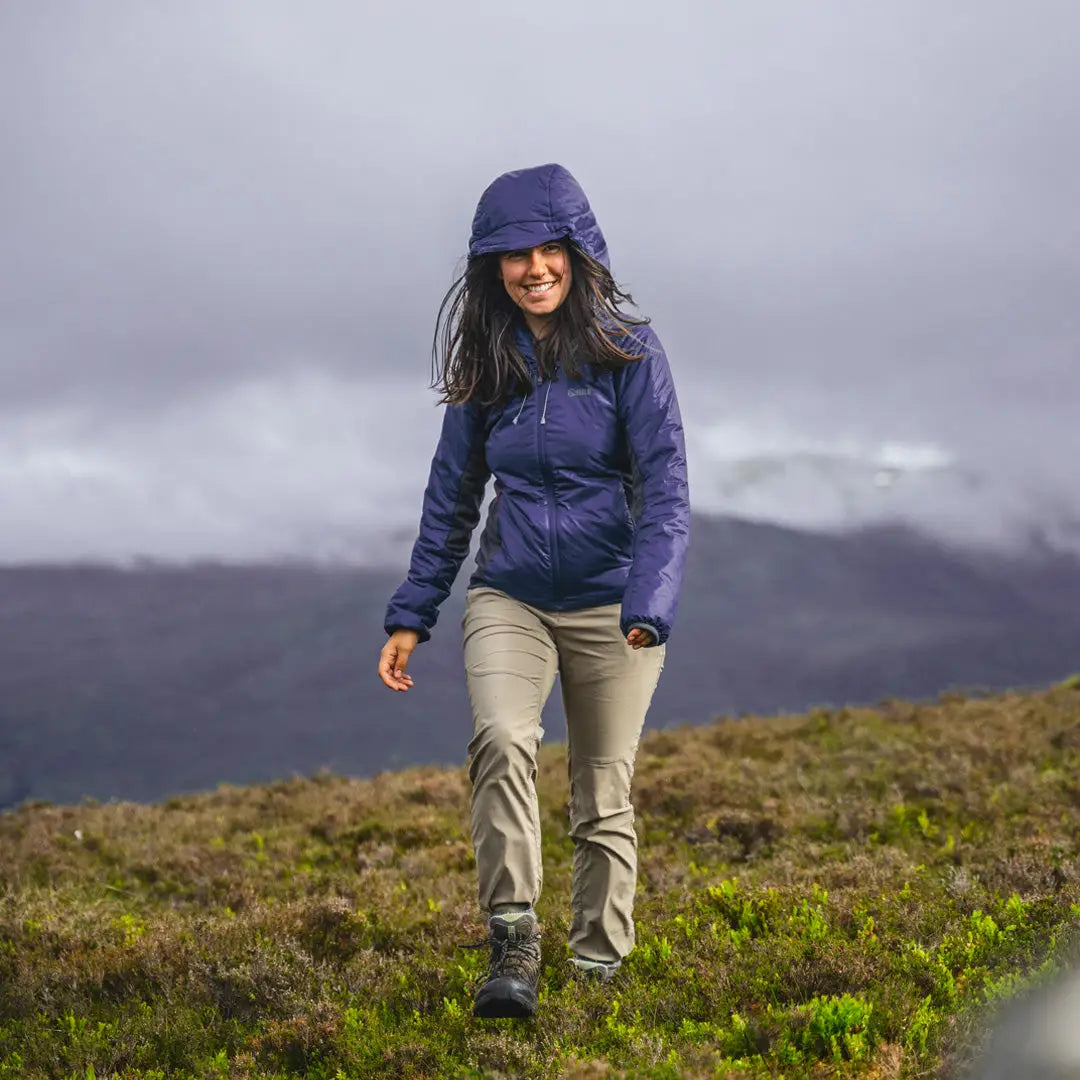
[2,679,1079,1079]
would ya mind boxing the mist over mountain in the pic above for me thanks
[2,512,1079,809]
[6,378,1080,567]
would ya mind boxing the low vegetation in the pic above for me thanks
[2,677,1079,1078]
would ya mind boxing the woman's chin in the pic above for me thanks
[521,295,565,319]
[522,298,556,313]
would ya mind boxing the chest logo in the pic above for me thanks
[568,387,593,398]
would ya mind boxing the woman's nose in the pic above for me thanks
[527,250,546,276]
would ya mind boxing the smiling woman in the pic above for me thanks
[426,181,652,409]
[379,162,690,1021]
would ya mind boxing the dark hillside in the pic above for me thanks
[2,514,1080,806]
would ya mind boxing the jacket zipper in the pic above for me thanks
[537,367,561,601]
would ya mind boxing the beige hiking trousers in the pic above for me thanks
[462,585,666,963]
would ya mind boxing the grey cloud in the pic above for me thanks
[1,2,1078,559]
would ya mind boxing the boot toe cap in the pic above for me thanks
[473,976,537,1018]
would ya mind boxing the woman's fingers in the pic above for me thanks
[377,651,396,688]
[626,627,657,649]
[379,643,415,690]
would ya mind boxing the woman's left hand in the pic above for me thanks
[626,627,656,650]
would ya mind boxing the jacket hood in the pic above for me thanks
[468,163,610,268]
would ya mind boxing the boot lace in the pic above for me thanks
[457,925,542,984]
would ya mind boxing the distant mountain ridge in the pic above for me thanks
[2,512,1079,808]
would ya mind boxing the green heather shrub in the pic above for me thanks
[0,683,1078,1077]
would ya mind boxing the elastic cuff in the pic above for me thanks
[620,613,669,645]
[385,623,430,644]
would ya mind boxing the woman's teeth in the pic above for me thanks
[524,281,556,293]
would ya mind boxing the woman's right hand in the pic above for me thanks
[379,629,420,691]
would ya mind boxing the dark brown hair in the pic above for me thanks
[430,242,650,407]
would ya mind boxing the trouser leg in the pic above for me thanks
[556,602,666,963]
[463,587,559,915]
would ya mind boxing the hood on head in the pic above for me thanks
[468,163,610,269]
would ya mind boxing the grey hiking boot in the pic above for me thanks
[469,910,542,1019]
[569,954,621,983]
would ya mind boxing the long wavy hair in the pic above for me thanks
[431,242,650,408]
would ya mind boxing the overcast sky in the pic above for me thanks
[2,2,1078,563]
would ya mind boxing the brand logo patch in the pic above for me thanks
[568,387,592,397]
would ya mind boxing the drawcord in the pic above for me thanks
[511,367,531,424]
[511,370,555,426]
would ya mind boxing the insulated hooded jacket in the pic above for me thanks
[384,163,690,647]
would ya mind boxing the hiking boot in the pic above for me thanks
[470,910,542,1019]
[569,954,621,983]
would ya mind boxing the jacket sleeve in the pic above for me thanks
[383,399,490,644]
[615,325,691,647]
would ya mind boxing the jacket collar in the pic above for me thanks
[514,321,536,371]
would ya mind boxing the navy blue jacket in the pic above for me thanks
[384,164,690,647]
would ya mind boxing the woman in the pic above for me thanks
[379,163,690,1019]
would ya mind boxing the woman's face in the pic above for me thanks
[498,242,572,324]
